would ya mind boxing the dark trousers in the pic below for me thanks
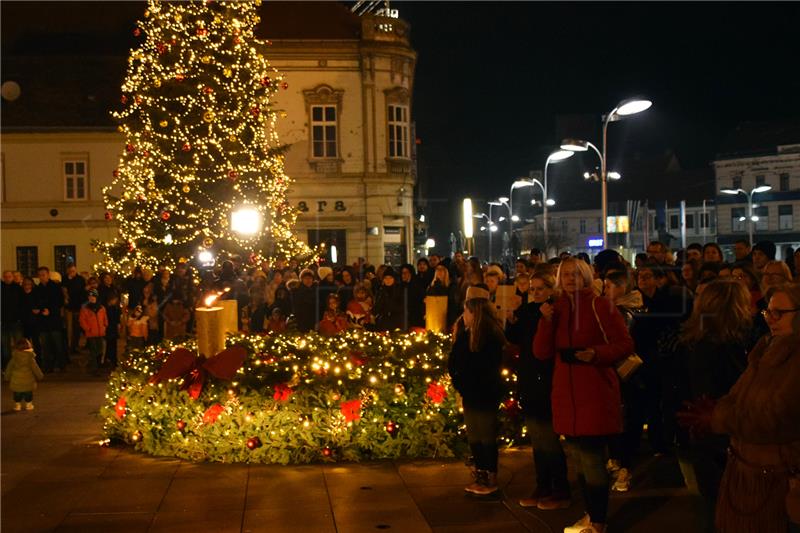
[608,378,644,468]
[1,323,22,369]
[567,435,611,524]
[13,391,33,402]
[39,329,66,372]
[527,416,570,495]
[105,335,118,366]
[66,310,82,352]
[464,408,498,472]
[86,337,104,371]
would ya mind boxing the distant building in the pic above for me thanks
[1,2,417,275]
[713,120,800,260]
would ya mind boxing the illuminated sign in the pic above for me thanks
[606,216,630,233]
[587,238,604,248]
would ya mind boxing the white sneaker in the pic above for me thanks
[25,403,35,411]
[564,514,590,533]
[612,467,631,492]
[14,403,22,411]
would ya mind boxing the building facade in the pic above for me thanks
[713,122,800,260]
[1,4,416,275]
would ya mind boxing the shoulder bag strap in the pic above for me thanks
[591,297,609,344]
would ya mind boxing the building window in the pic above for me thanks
[579,219,586,234]
[388,104,409,158]
[670,214,679,230]
[16,246,38,278]
[755,175,766,187]
[731,207,746,232]
[699,212,710,229]
[310,105,337,158]
[561,219,569,234]
[754,206,768,231]
[732,176,742,190]
[63,158,87,200]
[686,214,695,230]
[54,245,76,276]
[780,173,790,191]
[779,205,793,230]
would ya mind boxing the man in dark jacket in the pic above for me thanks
[291,269,319,333]
[399,264,425,329]
[33,266,66,372]
[1,270,23,369]
[63,264,86,354]
[125,266,147,311]
[374,268,405,331]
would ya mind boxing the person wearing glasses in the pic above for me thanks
[678,283,800,533]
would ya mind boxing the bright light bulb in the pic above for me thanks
[615,98,652,116]
[489,224,498,232]
[607,171,622,180]
[425,238,435,248]
[231,206,262,236]
[511,215,520,222]
[545,199,556,206]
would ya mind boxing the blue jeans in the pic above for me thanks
[39,329,66,372]
[527,416,569,495]
[566,436,611,524]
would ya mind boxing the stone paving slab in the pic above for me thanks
[2,373,710,533]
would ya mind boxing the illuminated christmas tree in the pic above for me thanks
[95,0,312,272]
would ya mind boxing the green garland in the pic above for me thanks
[100,330,523,464]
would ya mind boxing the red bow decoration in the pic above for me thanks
[349,350,367,367]
[203,403,225,425]
[273,383,293,402]
[426,382,447,405]
[114,396,127,419]
[149,345,248,400]
[340,399,362,423]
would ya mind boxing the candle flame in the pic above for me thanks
[204,293,220,307]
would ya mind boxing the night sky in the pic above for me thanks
[396,2,800,248]
[3,1,800,252]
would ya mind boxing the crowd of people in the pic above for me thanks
[1,238,799,532]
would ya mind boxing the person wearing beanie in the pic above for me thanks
[316,266,338,320]
[79,289,107,374]
[291,268,319,333]
[373,267,404,331]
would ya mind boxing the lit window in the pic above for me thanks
[388,104,409,158]
[731,207,746,232]
[63,159,88,200]
[310,105,337,158]
[754,206,768,231]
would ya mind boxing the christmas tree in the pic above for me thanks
[96,0,312,272]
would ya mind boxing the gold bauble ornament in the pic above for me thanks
[223,67,232,77]
[117,126,124,132]
[203,110,215,123]
[201,56,212,64]
[203,237,214,248]
[228,134,237,142]
[144,9,150,17]
[174,13,182,22]
[182,185,191,193]
[153,79,162,88]
[159,120,168,128]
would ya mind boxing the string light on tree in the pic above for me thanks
[93,0,313,273]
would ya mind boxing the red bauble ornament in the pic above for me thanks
[265,40,272,46]
[227,170,238,180]
[135,96,142,104]
[126,143,135,153]
[156,43,166,55]
[175,73,185,82]
[120,95,128,104]
[260,76,271,87]
[246,436,262,450]
[233,36,241,44]
[114,396,127,419]
[104,211,113,221]
[203,86,213,95]
[322,447,332,457]
[133,28,141,37]
[281,81,289,90]
[385,421,399,435]
[196,28,208,37]
[112,169,119,178]
[250,106,260,116]
[127,241,135,252]
[142,150,150,158]
[182,142,191,152]
[202,403,224,425]
[176,419,187,431]
[161,211,171,221]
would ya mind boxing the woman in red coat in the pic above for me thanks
[534,257,634,533]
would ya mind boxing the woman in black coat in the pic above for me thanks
[373,268,405,331]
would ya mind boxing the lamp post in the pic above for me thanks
[474,212,498,261]
[561,97,652,247]
[462,198,474,255]
[720,185,772,245]
[540,149,573,253]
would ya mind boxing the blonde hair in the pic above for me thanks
[555,257,594,290]
[769,283,800,333]
[530,271,556,290]
[681,279,752,345]
[431,264,450,288]
[464,297,506,352]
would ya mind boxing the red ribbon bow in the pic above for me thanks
[340,399,362,422]
[426,382,447,405]
[149,345,247,400]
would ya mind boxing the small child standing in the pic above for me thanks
[80,289,108,375]
[4,338,44,411]
[126,305,149,351]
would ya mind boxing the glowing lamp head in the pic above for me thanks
[489,224,498,232]
[197,249,215,268]
[425,238,436,249]
[462,198,474,239]
[545,199,556,206]
[548,150,574,162]
[561,138,589,152]
[511,215,520,222]
[607,171,622,180]
[721,188,741,195]
[753,185,772,193]
[230,206,262,237]
[615,98,653,116]
[498,196,509,203]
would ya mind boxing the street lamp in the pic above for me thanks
[540,149,574,253]
[720,185,772,245]
[561,96,652,246]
